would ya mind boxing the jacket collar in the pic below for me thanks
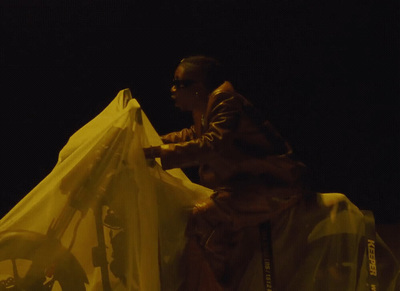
[212,81,235,95]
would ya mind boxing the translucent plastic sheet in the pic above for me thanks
[0,89,398,291]
[0,89,212,290]
[239,193,400,291]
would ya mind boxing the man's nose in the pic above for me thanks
[171,86,177,99]
[171,85,177,93]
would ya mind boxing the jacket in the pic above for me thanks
[158,81,306,195]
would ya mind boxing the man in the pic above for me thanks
[144,56,307,289]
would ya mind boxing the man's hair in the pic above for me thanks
[179,55,226,91]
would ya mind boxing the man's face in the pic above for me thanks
[170,65,207,111]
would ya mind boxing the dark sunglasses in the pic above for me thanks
[171,79,196,89]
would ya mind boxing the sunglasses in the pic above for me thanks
[171,79,197,89]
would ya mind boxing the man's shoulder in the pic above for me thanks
[208,82,248,109]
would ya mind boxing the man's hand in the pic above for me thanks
[143,146,162,159]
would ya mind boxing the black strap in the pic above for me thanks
[362,210,379,291]
[260,221,274,291]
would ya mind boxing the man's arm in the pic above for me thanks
[160,126,197,144]
[146,93,242,170]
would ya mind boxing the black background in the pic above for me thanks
[1,0,399,223]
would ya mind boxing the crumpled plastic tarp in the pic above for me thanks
[0,89,398,291]
[239,193,400,290]
[0,89,211,291]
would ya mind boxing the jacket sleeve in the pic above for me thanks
[160,126,197,144]
[159,93,242,170]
